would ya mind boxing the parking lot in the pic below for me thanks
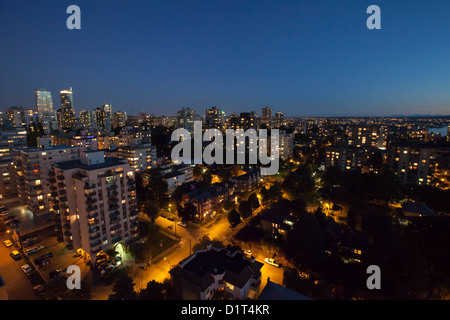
[23,226,90,282]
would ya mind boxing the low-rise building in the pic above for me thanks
[170,245,263,300]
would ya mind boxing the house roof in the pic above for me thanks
[401,202,436,217]
[170,246,263,290]
[257,279,312,300]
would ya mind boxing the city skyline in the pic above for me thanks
[1,1,450,117]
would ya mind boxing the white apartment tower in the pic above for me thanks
[50,150,139,261]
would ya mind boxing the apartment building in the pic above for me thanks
[0,125,27,199]
[13,137,78,215]
[50,150,139,261]
[387,141,436,186]
[116,143,157,173]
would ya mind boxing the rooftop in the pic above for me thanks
[257,279,312,300]
[54,156,128,171]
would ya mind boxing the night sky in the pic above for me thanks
[1,0,450,117]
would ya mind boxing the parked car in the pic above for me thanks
[49,269,62,279]
[10,250,21,260]
[264,258,281,268]
[33,284,45,296]
[3,240,13,247]
[177,222,187,227]
[21,264,32,274]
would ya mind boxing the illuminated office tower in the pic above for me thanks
[35,89,57,133]
[60,89,76,130]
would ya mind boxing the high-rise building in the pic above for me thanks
[13,137,79,215]
[261,107,273,128]
[274,112,284,128]
[60,89,76,130]
[228,112,260,131]
[79,110,98,129]
[49,150,139,260]
[177,107,196,133]
[6,106,36,128]
[96,104,112,132]
[0,124,27,199]
[112,111,127,129]
[35,89,57,133]
[279,130,294,160]
[387,141,436,186]
[205,107,225,129]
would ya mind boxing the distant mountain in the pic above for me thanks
[389,114,450,118]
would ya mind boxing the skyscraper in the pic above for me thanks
[205,106,225,129]
[261,106,273,128]
[35,89,56,133]
[96,104,112,132]
[274,111,284,128]
[177,107,196,133]
[60,89,76,130]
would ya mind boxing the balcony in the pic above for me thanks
[87,205,98,212]
[88,212,99,219]
[129,210,138,217]
[108,204,119,211]
[112,236,122,244]
[110,223,121,231]
[90,239,101,247]
[89,225,100,233]
[89,232,101,241]
[86,197,96,205]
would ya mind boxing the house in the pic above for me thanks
[338,227,368,264]
[259,204,296,238]
[181,187,216,220]
[230,169,265,192]
[169,245,263,300]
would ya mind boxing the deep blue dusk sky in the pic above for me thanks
[1,0,450,117]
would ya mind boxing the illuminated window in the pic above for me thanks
[225,282,234,291]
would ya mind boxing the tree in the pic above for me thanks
[238,200,252,219]
[268,183,282,201]
[248,193,260,210]
[227,209,241,227]
[142,169,169,206]
[143,200,159,222]
[192,235,225,252]
[177,203,196,222]
[138,279,175,300]
[108,271,138,300]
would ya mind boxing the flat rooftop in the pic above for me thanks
[54,157,128,171]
